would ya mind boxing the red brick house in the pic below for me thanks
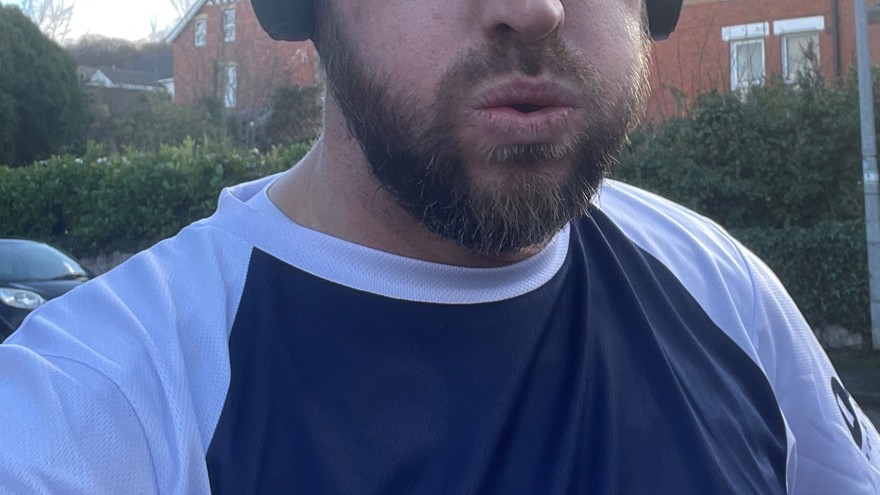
[165,0,318,115]
[646,0,880,120]
[166,0,880,122]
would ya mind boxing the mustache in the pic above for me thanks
[432,37,610,136]
[445,36,603,89]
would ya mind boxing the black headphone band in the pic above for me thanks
[252,0,683,43]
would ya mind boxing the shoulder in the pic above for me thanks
[12,175,277,362]
[2,203,258,488]
[595,181,880,492]
[595,179,751,282]
[593,180,761,356]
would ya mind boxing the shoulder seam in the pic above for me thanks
[39,353,160,490]
[601,180,759,332]
[696,220,760,353]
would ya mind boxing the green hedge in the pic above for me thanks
[616,72,872,333]
[0,140,310,257]
[617,75,863,230]
[731,221,869,332]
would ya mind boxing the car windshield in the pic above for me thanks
[0,241,88,282]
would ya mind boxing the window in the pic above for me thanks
[296,48,309,64]
[773,16,824,83]
[783,32,819,82]
[223,8,235,43]
[194,18,207,47]
[730,39,765,91]
[224,65,237,108]
[721,21,769,91]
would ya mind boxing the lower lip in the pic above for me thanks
[471,106,578,144]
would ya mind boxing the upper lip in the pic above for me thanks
[470,79,581,111]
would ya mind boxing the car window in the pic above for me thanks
[0,242,88,282]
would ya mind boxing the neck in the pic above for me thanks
[267,103,543,268]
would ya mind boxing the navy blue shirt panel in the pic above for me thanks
[206,210,787,494]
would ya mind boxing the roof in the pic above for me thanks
[96,67,161,87]
[76,66,99,80]
[165,0,210,44]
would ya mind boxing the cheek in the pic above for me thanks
[346,3,461,102]
[563,0,647,83]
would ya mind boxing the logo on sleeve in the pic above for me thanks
[831,376,876,464]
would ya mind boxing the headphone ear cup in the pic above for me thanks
[251,0,315,41]
[647,0,684,40]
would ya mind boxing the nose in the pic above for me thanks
[482,0,565,43]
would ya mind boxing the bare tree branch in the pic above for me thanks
[169,0,198,20]
[20,0,76,43]
[20,0,72,42]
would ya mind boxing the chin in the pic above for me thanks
[462,147,580,188]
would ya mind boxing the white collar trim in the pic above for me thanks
[210,176,570,305]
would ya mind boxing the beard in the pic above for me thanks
[316,6,651,257]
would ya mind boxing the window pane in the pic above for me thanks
[224,10,235,42]
[225,66,237,108]
[195,20,206,47]
[785,33,819,81]
[746,43,762,81]
[733,40,763,89]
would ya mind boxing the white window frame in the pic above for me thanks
[194,18,207,47]
[223,8,236,43]
[296,48,309,64]
[722,21,770,42]
[224,65,237,109]
[773,15,825,36]
[730,38,766,91]
[722,21,769,91]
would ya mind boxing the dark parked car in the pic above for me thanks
[0,239,92,340]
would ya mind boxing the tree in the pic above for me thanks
[66,35,170,73]
[0,5,87,166]
[18,0,75,43]
[168,0,198,19]
[256,85,322,148]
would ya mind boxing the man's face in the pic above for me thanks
[318,0,651,256]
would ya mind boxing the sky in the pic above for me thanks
[5,0,183,42]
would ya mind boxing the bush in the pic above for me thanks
[109,94,226,152]
[84,92,228,153]
[617,73,872,332]
[0,6,88,167]
[255,85,323,149]
[618,74,863,230]
[731,221,869,332]
[0,141,312,257]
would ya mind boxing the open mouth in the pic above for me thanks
[473,82,578,115]
[468,80,581,143]
[509,103,547,114]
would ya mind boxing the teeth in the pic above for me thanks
[511,104,544,113]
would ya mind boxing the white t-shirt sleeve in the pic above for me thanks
[0,344,158,494]
[744,248,880,494]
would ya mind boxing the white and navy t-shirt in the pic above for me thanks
[1,176,878,494]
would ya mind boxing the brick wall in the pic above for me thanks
[646,0,880,121]
[172,0,880,122]
[171,0,317,113]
